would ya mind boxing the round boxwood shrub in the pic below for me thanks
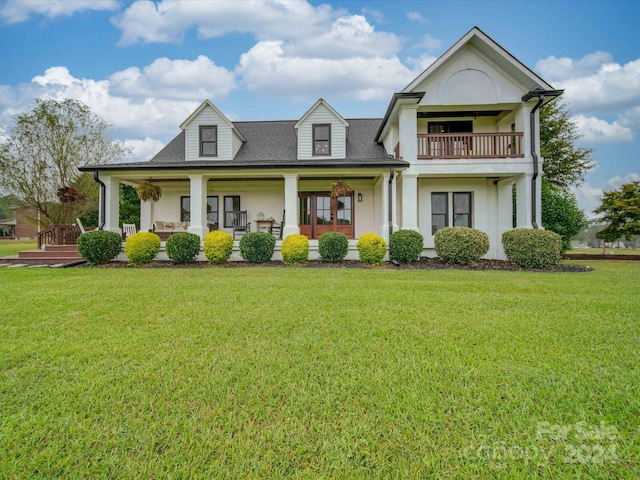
[434,227,489,265]
[389,229,424,263]
[356,233,386,265]
[282,234,309,265]
[318,232,349,262]
[502,228,562,268]
[239,232,275,263]
[203,230,234,264]
[166,232,201,264]
[124,231,161,265]
[77,230,122,265]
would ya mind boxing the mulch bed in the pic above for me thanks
[92,258,592,272]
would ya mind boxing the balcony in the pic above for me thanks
[408,132,524,159]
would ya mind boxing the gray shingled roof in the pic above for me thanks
[81,118,406,171]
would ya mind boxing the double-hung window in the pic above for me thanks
[313,124,331,156]
[224,195,241,228]
[180,196,219,225]
[200,125,217,157]
[431,192,472,234]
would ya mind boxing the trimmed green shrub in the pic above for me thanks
[389,229,424,263]
[282,234,309,265]
[166,232,201,264]
[124,231,161,265]
[434,227,489,265]
[356,233,386,265]
[203,231,234,264]
[502,228,562,268]
[318,232,349,262]
[77,230,122,265]
[239,232,275,263]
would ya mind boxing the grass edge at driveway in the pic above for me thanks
[0,262,638,478]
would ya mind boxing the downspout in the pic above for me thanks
[529,94,545,229]
[93,170,106,230]
[388,167,395,235]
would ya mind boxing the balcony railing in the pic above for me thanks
[416,132,524,159]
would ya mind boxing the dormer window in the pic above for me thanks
[313,124,331,156]
[200,125,217,157]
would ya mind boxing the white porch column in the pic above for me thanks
[391,172,399,233]
[140,200,152,232]
[497,178,515,259]
[381,172,390,241]
[282,173,299,238]
[399,105,418,162]
[400,173,418,232]
[515,173,533,229]
[188,175,208,239]
[102,176,121,234]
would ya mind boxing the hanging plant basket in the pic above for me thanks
[330,179,353,199]
[135,181,162,202]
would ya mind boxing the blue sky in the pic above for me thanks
[1,0,638,216]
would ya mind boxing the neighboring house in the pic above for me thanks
[80,27,562,259]
[0,207,39,239]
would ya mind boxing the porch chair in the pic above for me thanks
[231,210,251,239]
[270,210,285,240]
[76,218,86,234]
[122,223,137,239]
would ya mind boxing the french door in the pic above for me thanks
[298,192,354,239]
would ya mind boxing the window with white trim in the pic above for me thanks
[431,192,472,234]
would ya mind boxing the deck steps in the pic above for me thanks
[0,244,84,267]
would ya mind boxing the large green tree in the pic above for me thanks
[541,179,587,253]
[594,181,640,242]
[0,98,128,226]
[540,100,595,189]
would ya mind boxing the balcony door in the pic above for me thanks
[428,120,473,157]
[298,192,354,239]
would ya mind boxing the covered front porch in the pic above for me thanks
[99,167,401,243]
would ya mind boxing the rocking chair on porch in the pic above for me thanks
[270,210,285,240]
[232,210,251,239]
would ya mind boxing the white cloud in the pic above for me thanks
[573,114,633,144]
[0,57,237,161]
[536,51,613,80]
[109,56,237,101]
[606,172,640,189]
[122,137,166,163]
[0,0,117,24]
[237,40,418,102]
[571,183,604,218]
[537,52,640,115]
[413,34,441,53]
[407,11,427,23]
[113,0,334,46]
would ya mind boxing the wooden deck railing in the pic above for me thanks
[416,132,524,159]
[37,224,82,248]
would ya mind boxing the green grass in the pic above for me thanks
[570,247,639,255]
[1,263,638,478]
[0,239,37,257]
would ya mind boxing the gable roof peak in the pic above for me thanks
[294,98,349,129]
[179,99,246,142]
[402,26,554,93]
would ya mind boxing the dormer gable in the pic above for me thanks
[294,99,349,160]
[180,99,246,161]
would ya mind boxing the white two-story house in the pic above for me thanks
[81,27,562,260]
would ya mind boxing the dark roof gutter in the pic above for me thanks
[522,88,563,229]
[79,159,409,173]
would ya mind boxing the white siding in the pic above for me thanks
[232,131,244,158]
[297,103,347,159]
[184,106,234,161]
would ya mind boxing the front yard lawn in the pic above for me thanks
[0,262,638,478]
